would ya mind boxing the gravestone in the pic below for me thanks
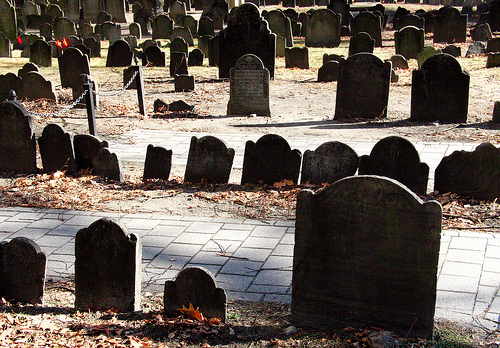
[328,0,351,27]
[106,40,133,67]
[198,16,214,37]
[358,136,429,195]
[334,53,392,119]
[227,54,270,117]
[0,237,46,304]
[40,22,53,41]
[152,14,173,40]
[169,1,186,25]
[59,47,90,89]
[143,144,172,181]
[301,141,358,185]
[18,62,39,79]
[106,23,122,45]
[104,0,127,23]
[388,54,409,69]
[0,97,37,174]
[75,218,141,312]
[29,39,52,67]
[0,32,11,58]
[267,10,293,48]
[351,11,382,47]
[276,36,286,57]
[129,22,142,39]
[73,134,109,170]
[208,34,219,67]
[59,0,80,22]
[241,134,301,185]
[487,38,500,53]
[46,4,64,19]
[84,37,101,57]
[416,45,442,69]
[174,74,195,91]
[38,123,76,174]
[182,15,198,39]
[348,32,374,57]
[318,60,340,82]
[494,102,500,123]
[170,27,194,46]
[305,9,341,48]
[184,136,234,183]
[92,148,124,182]
[285,47,309,69]
[466,41,486,56]
[53,17,76,41]
[73,44,91,58]
[123,35,138,50]
[171,37,188,56]
[488,0,500,32]
[395,25,425,60]
[433,7,467,43]
[142,45,165,66]
[292,176,441,339]
[83,0,100,22]
[442,45,461,57]
[486,53,500,68]
[219,3,276,79]
[394,13,424,31]
[435,143,500,200]
[188,48,204,66]
[97,11,112,24]
[78,23,94,38]
[22,0,41,19]
[0,73,21,100]
[0,0,17,42]
[170,51,188,77]
[323,53,344,64]
[164,267,227,321]
[470,23,492,42]
[20,72,57,102]
[411,53,469,123]
[198,35,212,57]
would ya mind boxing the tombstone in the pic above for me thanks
[100,21,118,39]
[335,53,391,119]
[169,1,186,25]
[0,97,37,174]
[20,34,42,58]
[152,14,173,40]
[164,267,227,321]
[20,72,57,102]
[104,0,127,23]
[487,38,500,53]
[348,32,374,57]
[84,37,101,57]
[388,54,409,70]
[486,53,500,68]
[470,23,492,42]
[97,11,112,24]
[107,23,122,45]
[292,176,441,339]
[351,11,382,47]
[394,14,424,31]
[466,41,486,56]
[318,60,340,82]
[267,10,293,48]
[0,73,22,101]
[0,32,11,58]
[59,0,80,22]
[22,0,41,19]
[488,0,500,32]
[290,19,301,37]
[493,101,500,123]
[181,16,198,40]
[132,1,142,13]
[78,23,94,39]
[143,144,172,181]
[142,45,165,67]
[219,3,276,79]
[198,35,212,57]
[75,218,141,312]
[227,54,270,117]
[442,44,461,57]
[433,7,467,43]
[198,16,214,37]
[416,45,442,69]
[0,0,18,42]
[188,48,204,66]
[241,134,301,185]
[395,25,425,60]
[53,17,76,41]
[29,39,52,67]
[92,148,124,182]
[38,123,76,174]
[40,22,53,41]
[184,136,234,184]
[141,39,159,51]
[170,27,194,46]
[106,40,133,67]
[411,54,469,124]
[133,9,150,35]
[301,141,358,185]
[285,47,309,69]
[276,35,286,57]
[58,47,91,89]
[73,134,109,170]
[174,74,195,92]
[0,237,46,304]
[305,9,341,48]
[17,63,38,80]
[46,3,64,19]
[208,34,219,67]
[328,0,351,27]
[83,0,101,22]
[129,22,142,40]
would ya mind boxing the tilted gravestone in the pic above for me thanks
[433,7,467,44]
[18,62,39,79]
[435,143,500,200]
[164,267,227,321]
[0,237,46,304]
[470,23,492,42]
[29,39,52,67]
[184,135,235,184]
[38,123,76,174]
[170,51,188,77]
[20,71,57,102]
[292,176,441,339]
[143,144,172,181]
[358,136,429,195]
[348,32,374,57]
[411,53,469,123]
[58,47,91,89]
[227,54,270,117]
[318,60,339,82]
[241,134,301,185]
[75,218,141,312]
[334,53,392,119]
[0,32,11,58]
[170,27,195,46]
[188,48,204,66]
[350,11,382,47]
[0,0,17,42]
[73,134,109,170]
[0,97,37,174]
[305,9,341,48]
[152,14,173,40]
[301,141,358,185]
[395,25,425,60]
[106,39,133,67]
[92,148,124,182]
[53,17,76,41]
[285,47,309,69]
[219,3,276,79]
[267,10,293,48]
[142,45,165,67]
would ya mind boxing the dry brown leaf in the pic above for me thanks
[178,303,205,322]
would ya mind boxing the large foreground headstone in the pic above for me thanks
[75,218,141,312]
[292,176,442,339]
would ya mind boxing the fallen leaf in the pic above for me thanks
[178,303,205,322]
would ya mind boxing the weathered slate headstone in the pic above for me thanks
[416,45,442,69]
[305,9,341,48]
[170,51,188,77]
[97,11,112,24]
[292,176,441,339]
[174,74,195,92]
[142,45,165,67]
[267,10,293,48]
[0,32,11,58]
[328,0,351,27]
[348,32,374,57]
[75,218,141,312]
[0,0,17,42]
[143,144,172,181]
[388,54,409,69]
[59,0,80,22]
[106,39,133,67]
[301,141,358,185]
[170,27,194,46]
[433,7,467,44]
[38,123,76,174]
[395,25,425,60]
[487,38,500,53]
[73,134,109,170]
[18,62,39,79]
[394,13,424,31]
[129,22,142,39]
[84,37,101,58]
[92,148,124,182]
[0,73,21,101]
[182,15,198,38]
[53,17,76,41]
[0,237,46,304]
[358,136,429,195]
[318,60,340,82]
[46,4,64,19]
[29,39,52,67]
[20,71,57,102]
[470,23,492,42]
[488,0,500,32]
[184,135,234,183]
[227,54,270,117]
[411,53,469,123]
[334,53,392,119]
[351,11,382,47]
[58,47,91,89]
[152,14,173,40]
[170,36,188,56]
[285,47,309,69]
[486,53,500,68]
[39,22,53,41]
[188,48,204,66]
[104,0,127,23]
[493,101,500,123]
[466,41,486,57]
[241,134,301,185]
[168,0,186,25]
[198,16,214,37]
[442,44,461,57]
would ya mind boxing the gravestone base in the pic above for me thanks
[486,53,500,68]
[174,74,195,92]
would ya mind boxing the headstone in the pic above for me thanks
[46,3,64,19]
[433,7,467,43]
[318,60,340,82]
[97,11,112,24]
[470,23,492,42]
[59,0,80,22]
[170,51,188,77]
[395,25,425,60]
[188,48,204,66]
[20,71,57,102]
[168,0,186,25]
[285,47,309,69]
[0,32,11,58]
[133,9,150,35]
[79,22,94,38]
[208,34,219,67]
[442,45,461,57]
[351,11,382,47]
[348,32,375,57]
[301,141,358,185]
[487,0,500,32]
[129,22,142,39]
[358,136,429,195]
[486,53,500,68]
[292,176,441,339]
[394,13,424,31]
[58,47,91,89]
[38,123,76,174]
[0,0,18,42]
[219,3,276,79]
[334,53,392,119]
[184,136,234,183]
[0,73,21,101]
[104,0,127,23]
[323,53,344,64]
[0,237,46,304]
[182,15,198,38]
[171,36,188,56]
[267,10,293,48]
[0,97,37,174]
[198,16,214,37]
[83,0,101,22]
[198,35,212,57]
[40,22,53,41]
[73,134,109,170]
[75,218,141,312]
[493,101,500,123]
[227,54,270,117]
[164,267,227,321]
[388,54,409,69]
[84,37,101,57]
[107,23,122,45]
[241,134,301,185]
[276,35,286,57]
[142,45,165,67]
[411,53,469,123]
[152,14,173,40]
[106,39,133,67]
[22,0,41,19]
[29,39,52,67]
[435,143,500,200]
[174,74,195,92]
[466,41,486,56]
[487,38,500,53]
[92,148,124,182]
[143,144,172,181]
[328,0,351,27]
[305,9,341,48]
[18,62,39,79]
[53,17,76,41]
[170,27,194,46]
[416,45,442,69]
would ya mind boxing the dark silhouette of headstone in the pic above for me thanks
[73,134,109,171]
[142,45,165,66]
[20,71,57,102]
[394,13,424,31]
[388,54,409,69]
[285,47,309,69]
[433,7,467,43]
[39,22,53,41]
[0,0,18,42]
[152,14,173,39]
[351,11,382,47]
[92,148,124,182]
[170,36,188,56]
[38,123,76,174]
[442,44,461,57]
[170,27,194,46]
[267,10,293,48]
[348,32,374,57]
[487,53,500,68]
[84,37,101,57]
[494,102,500,123]
[0,31,11,58]
[198,16,214,37]
[241,134,301,185]
[0,73,21,101]
[129,22,142,39]
[143,144,172,181]
[487,0,500,32]
[182,15,198,38]
[188,48,204,66]
[328,0,351,27]
[18,62,39,79]
[487,38,500,53]
[75,218,141,312]
[292,176,441,339]
[170,51,188,77]
[174,74,195,92]
[317,60,339,82]
[106,39,133,67]
[53,17,77,41]
[58,47,91,89]
[305,9,341,48]
[470,23,492,42]
[395,25,425,60]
